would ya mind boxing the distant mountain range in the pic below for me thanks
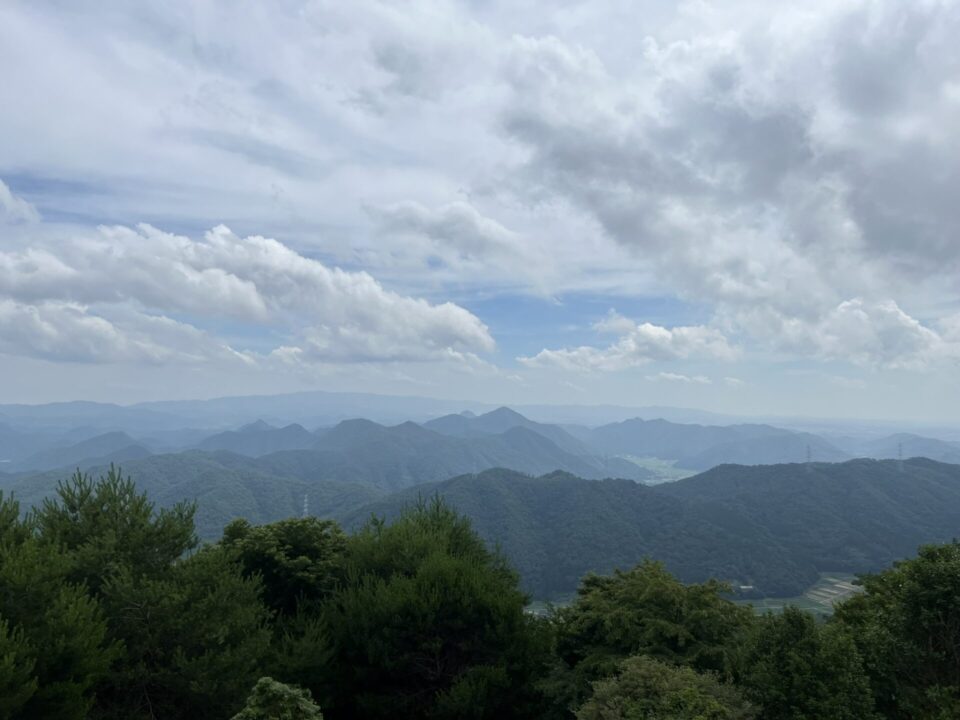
[424,407,594,455]
[4,430,150,473]
[568,418,849,468]
[0,391,741,433]
[828,432,960,464]
[196,421,318,456]
[4,401,960,480]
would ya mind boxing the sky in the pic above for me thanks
[1,0,959,421]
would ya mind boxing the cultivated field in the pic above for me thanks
[745,573,862,616]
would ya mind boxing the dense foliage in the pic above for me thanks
[1,467,958,719]
[223,516,347,615]
[576,656,755,720]
[320,499,550,719]
[545,561,753,712]
[834,541,960,719]
[232,677,324,720]
[734,608,875,719]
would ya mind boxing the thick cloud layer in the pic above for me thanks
[0,1,958,413]
[501,4,960,368]
[0,217,493,365]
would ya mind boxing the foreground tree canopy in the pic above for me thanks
[0,467,956,719]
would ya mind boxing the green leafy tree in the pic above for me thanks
[735,607,875,720]
[16,467,271,720]
[233,677,324,720]
[0,492,30,547]
[834,541,960,719]
[548,560,754,713]
[94,545,272,720]
[319,498,551,719]
[0,538,118,720]
[33,466,197,594]
[0,618,37,718]
[576,656,755,720]
[267,611,334,695]
[223,517,347,615]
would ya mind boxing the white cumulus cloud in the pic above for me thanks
[0,300,245,364]
[0,222,494,366]
[519,314,736,371]
[737,298,955,369]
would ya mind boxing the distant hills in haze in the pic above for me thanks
[0,391,739,434]
[4,396,959,482]
[4,392,960,602]
[197,421,317,456]
[3,430,150,473]
[568,417,850,469]
[1,412,656,517]
[424,406,595,456]
[829,432,960,465]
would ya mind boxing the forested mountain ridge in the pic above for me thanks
[658,457,960,575]
[343,458,960,599]
[341,468,814,598]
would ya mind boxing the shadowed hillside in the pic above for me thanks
[344,458,960,599]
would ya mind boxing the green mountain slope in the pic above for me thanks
[0,451,382,539]
[344,459,960,600]
[658,458,960,575]
[341,468,813,599]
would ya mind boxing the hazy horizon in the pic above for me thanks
[4,387,960,438]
